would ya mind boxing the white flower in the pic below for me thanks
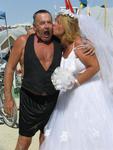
[60,131,69,142]
[44,129,51,137]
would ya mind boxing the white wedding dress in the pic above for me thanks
[40,48,113,150]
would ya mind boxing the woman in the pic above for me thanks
[40,10,113,150]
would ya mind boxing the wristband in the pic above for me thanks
[74,78,80,87]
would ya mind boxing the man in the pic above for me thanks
[4,10,94,150]
[4,10,62,150]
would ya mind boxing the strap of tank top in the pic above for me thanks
[72,43,85,58]
[72,43,86,52]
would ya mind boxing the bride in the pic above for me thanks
[40,9,113,150]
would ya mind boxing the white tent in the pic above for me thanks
[0,26,26,56]
[0,26,26,47]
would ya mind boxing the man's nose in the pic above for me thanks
[44,22,50,28]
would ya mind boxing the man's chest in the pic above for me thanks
[34,43,54,62]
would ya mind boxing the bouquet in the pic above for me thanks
[51,67,75,92]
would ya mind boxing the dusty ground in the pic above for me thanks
[0,123,39,150]
[0,97,40,150]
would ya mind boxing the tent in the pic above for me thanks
[0,26,26,54]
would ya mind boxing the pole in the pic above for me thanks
[86,0,90,16]
[4,15,11,52]
[104,0,108,30]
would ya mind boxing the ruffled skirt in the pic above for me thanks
[40,78,113,150]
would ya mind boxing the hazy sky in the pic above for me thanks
[0,0,113,25]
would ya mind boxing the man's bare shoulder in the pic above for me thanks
[13,34,30,48]
[17,34,28,42]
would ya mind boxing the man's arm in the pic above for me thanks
[4,35,26,115]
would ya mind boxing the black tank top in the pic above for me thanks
[22,34,62,95]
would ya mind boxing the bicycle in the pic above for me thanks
[0,70,19,128]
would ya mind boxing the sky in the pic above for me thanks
[0,0,113,25]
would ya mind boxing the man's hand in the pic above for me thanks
[82,38,95,56]
[4,97,15,116]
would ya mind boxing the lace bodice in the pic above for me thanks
[61,48,99,81]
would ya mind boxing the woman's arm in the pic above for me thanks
[75,42,100,85]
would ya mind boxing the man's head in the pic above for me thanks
[33,10,53,43]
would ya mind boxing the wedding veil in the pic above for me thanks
[78,15,113,93]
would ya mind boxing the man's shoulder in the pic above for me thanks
[13,34,30,48]
[17,34,28,42]
[16,34,33,44]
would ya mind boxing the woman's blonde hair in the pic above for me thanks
[57,14,81,44]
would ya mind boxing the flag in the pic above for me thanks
[79,0,87,8]
[65,0,69,9]
[67,0,74,13]
[0,11,6,19]
[0,11,10,49]
[64,0,74,13]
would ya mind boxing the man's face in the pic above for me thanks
[34,13,53,43]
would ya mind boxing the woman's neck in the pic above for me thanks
[61,38,72,48]
[62,42,74,58]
